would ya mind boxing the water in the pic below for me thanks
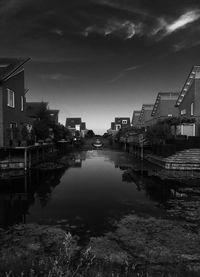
[0,150,181,236]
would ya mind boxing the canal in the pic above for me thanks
[1,149,193,236]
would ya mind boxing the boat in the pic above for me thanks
[92,139,103,149]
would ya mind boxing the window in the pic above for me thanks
[10,122,17,128]
[168,114,172,117]
[181,109,186,115]
[7,89,15,108]
[122,120,127,124]
[191,103,194,115]
[21,96,24,111]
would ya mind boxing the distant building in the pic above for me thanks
[138,104,154,128]
[131,111,141,128]
[149,92,179,125]
[0,58,30,147]
[65,117,87,137]
[114,117,130,131]
[176,65,200,136]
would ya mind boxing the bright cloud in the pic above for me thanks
[166,10,200,33]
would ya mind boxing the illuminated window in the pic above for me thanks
[7,89,15,108]
[191,103,194,115]
[168,114,172,117]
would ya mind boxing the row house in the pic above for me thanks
[0,58,30,147]
[65,117,87,137]
[138,104,154,128]
[175,65,200,136]
[131,111,141,128]
[149,92,179,125]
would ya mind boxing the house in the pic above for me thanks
[26,102,59,125]
[132,111,141,128]
[65,117,87,137]
[150,92,179,125]
[0,58,30,147]
[138,104,154,128]
[175,66,200,136]
[113,117,130,131]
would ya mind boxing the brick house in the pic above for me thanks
[0,58,30,147]
[138,104,154,128]
[65,117,87,137]
[175,66,200,136]
[132,111,141,128]
[150,92,179,125]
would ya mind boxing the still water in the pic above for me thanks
[0,150,180,236]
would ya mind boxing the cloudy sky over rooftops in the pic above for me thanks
[1,0,200,133]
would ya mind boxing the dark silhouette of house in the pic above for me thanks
[26,102,59,124]
[0,58,30,147]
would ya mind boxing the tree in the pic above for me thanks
[86,130,95,137]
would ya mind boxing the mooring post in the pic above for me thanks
[24,147,27,172]
[28,148,31,169]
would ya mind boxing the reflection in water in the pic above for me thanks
[0,150,189,235]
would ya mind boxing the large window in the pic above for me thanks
[21,96,24,111]
[7,88,15,108]
[191,103,194,116]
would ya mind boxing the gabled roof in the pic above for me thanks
[0,58,30,82]
[139,104,154,121]
[49,109,59,115]
[176,65,200,107]
[152,92,179,116]
[66,117,82,126]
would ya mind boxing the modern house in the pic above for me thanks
[65,117,87,137]
[149,92,179,125]
[138,104,154,128]
[175,65,200,136]
[0,58,30,147]
[113,117,131,131]
[132,111,141,128]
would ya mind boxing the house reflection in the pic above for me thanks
[0,168,66,228]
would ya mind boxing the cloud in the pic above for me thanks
[109,64,143,83]
[83,19,143,39]
[166,10,200,33]
[153,9,200,38]
[40,73,74,81]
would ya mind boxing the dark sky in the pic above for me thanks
[1,0,200,134]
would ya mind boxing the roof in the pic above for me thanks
[66,117,82,126]
[26,102,48,118]
[151,92,179,116]
[139,104,154,121]
[49,109,59,115]
[0,58,30,82]
[115,117,130,123]
[176,65,200,107]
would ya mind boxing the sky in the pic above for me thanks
[1,0,200,134]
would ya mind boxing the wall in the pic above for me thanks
[0,87,3,146]
[179,81,195,117]
[2,70,27,146]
